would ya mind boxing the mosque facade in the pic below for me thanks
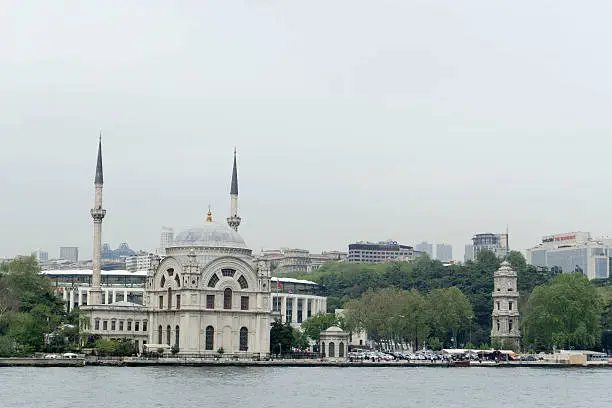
[82,141,271,356]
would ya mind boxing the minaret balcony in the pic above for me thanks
[91,208,107,221]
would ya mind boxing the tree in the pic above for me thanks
[269,320,295,355]
[427,287,473,348]
[300,313,340,342]
[524,273,601,351]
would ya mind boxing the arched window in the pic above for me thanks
[166,325,171,345]
[175,325,180,348]
[205,326,214,350]
[239,327,248,351]
[222,268,235,277]
[321,342,325,356]
[174,274,181,287]
[158,325,163,344]
[238,275,248,289]
[160,276,166,288]
[328,342,335,357]
[339,342,345,357]
[167,268,174,276]
[224,288,232,309]
[208,274,220,288]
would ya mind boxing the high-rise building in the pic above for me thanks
[435,244,453,262]
[59,246,79,262]
[526,232,610,280]
[464,232,509,262]
[159,227,174,255]
[415,241,433,257]
[348,240,418,263]
[31,250,49,263]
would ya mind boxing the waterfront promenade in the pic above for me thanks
[2,357,609,368]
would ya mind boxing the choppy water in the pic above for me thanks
[0,366,609,408]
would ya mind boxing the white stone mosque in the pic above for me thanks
[82,139,272,355]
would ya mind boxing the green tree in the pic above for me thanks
[524,273,601,351]
[94,338,117,356]
[427,287,473,348]
[300,313,340,342]
[269,320,295,355]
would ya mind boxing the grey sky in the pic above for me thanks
[1,1,610,260]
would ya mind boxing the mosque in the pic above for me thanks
[82,138,272,355]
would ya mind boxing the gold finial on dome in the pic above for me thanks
[206,205,213,222]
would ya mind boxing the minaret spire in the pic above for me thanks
[95,131,103,185]
[90,133,107,305]
[227,148,242,232]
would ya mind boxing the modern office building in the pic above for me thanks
[526,232,610,280]
[159,227,174,255]
[415,241,433,257]
[464,233,509,262]
[347,240,418,263]
[59,246,79,262]
[31,250,49,263]
[435,243,453,262]
[102,242,137,261]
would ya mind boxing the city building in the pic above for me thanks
[259,248,346,274]
[491,261,520,350]
[159,227,174,255]
[435,243,453,262]
[60,246,79,263]
[102,242,137,261]
[44,270,327,326]
[81,142,271,355]
[125,253,156,273]
[347,240,418,263]
[31,250,49,263]
[415,241,433,257]
[464,232,509,262]
[526,232,611,280]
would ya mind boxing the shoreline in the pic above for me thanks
[1,357,610,368]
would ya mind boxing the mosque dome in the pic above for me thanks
[171,220,247,249]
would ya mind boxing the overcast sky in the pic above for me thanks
[0,1,610,260]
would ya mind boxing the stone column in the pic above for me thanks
[78,290,83,307]
[112,290,117,304]
[69,290,75,312]
[303,297,309,321]
[281,295,287,323]
[291,298,297,323]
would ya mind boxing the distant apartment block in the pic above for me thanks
[59,246,79,263]
[435,243,453,262]
[348,240,418,263]
[415,241,433,257]
[125,253,155,272]
[464,233,509,262]
[260,248,347,274]
[526,232,611,280]
[31,250,49,263]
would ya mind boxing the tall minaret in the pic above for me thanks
[226,148,241,231]
[89,133,107,305]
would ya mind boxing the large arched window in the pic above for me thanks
[208,274,220,288]
[239,327,248,351]
[339,342,345,357]
[238,275,248,289]
[224,288,232,309]
[205,326,214,350]
[158,325,163,344]
[166,325,171,345]
[175,325,180,348]
[328,342,335,357]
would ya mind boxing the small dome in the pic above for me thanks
[171,221,246,249]
[323,326,345,333]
